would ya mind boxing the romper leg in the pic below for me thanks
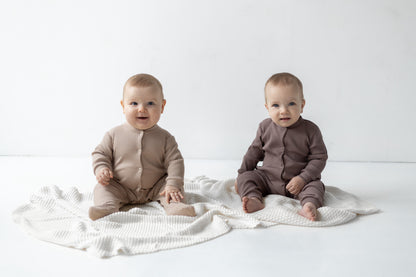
[150,177,196,217]
[89,180,128,220]
[236,170,269,200]
[157,193,196,217]
[298,180,325,208]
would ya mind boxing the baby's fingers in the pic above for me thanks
[176,192,184,201]
[104,170,112,179]
[98,178,110,186]
[170,192,178,202]
[287,185,297,195]
[160,190,170,204]
[169,191,183,203]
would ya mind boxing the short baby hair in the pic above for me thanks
[264,72,304,101]
[123,73,164,99]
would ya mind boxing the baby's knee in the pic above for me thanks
[304,180,325,194]
[236,171,266,198]
[93,181,128,206]
[237,171,263,188]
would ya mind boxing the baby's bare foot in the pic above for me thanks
[298,202,318,221]
[242,197,265,213]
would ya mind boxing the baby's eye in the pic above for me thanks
[130,102,138,106]
[272,104,279,108]
[288,102,296,106]
[147,101,155,106]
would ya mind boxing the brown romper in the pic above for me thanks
[91,123,195,217]
[237,117,328,208]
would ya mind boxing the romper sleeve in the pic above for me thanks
[164,135,185,189]
[298,126,328,183]
[91,131,114,176]
[237,124,265,175]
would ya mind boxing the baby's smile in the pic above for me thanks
[135,116,150,124]
[137,115,149,120]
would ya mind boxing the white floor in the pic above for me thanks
[1,156,415,277]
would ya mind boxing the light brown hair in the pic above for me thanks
[123,73,164,99]
[264,72,303,101]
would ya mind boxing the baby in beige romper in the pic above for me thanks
[89,73,196,220]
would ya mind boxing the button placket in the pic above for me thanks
[280,128,287,172]
[136,130,144,191]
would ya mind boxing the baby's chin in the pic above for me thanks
[271,118,296,128]
[128,120,158,131]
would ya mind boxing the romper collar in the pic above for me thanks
[123,122,160,133]
[287,116,304,129]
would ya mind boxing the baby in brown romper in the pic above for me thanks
[236,73,328,221]
[89,73,196,220]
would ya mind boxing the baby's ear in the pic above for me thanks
[161,99,167,113]
[120,100,125,113]
[301,99,306,112]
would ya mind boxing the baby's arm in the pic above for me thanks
[287,125,327,195]
[92,131,114,184]
[236,125,265,193]
[159,185,184,203]
[96,167,113,186]
[163,135,185,195]
[298,127,328,184]
[238,125,265,174]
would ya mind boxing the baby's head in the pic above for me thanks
[264,72,305,128]
[121,73,166,130]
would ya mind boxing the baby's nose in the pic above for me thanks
[137,103,146,111]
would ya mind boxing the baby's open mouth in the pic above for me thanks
[280,117,291,121]
[137,117,148,120]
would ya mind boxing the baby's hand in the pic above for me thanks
[286,176,306,195]
[160,185,184,203]
[96,168,113,186]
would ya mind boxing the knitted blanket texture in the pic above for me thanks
[13,176,378,258]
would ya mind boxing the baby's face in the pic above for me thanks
[121,85,166,130]
[264,83,305,128]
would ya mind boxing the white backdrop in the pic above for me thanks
[1,0,415,162]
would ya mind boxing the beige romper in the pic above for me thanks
[90,123,195,218]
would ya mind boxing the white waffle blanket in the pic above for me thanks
[13,176,378,257]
